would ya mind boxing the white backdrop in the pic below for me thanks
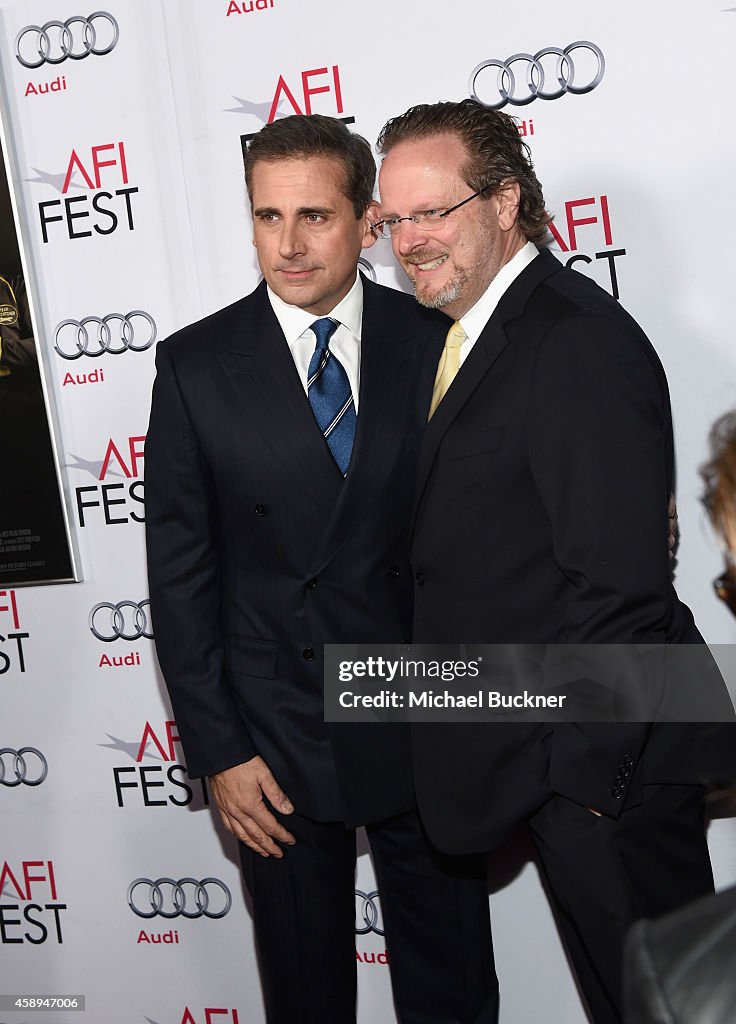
[1,2,735,1023]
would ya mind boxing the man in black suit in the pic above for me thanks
[145,114,496,1024]
[376,99,734,1023]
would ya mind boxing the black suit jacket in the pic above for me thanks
[410,249,735,853]
[145,276,444,826]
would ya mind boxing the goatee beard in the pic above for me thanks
[414,280,463,310]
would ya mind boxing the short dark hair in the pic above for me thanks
[244,114,375,219]
[377,99,550,242]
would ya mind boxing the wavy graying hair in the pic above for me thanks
[377,99,550,242]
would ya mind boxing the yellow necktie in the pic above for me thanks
[428,321,466,419]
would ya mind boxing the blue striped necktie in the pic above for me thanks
[307,317,356,476]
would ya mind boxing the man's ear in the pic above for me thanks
[361,200,382,250]
[496,181,521,231]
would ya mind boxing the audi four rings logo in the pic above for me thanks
[128,878,232,919]
[357,257,377,283]
[0,747,48,787]
[15,12,119,69]
[355,889,384,936]
[89,600,153,642]
[54,312,157,360]
[469,41,605,110]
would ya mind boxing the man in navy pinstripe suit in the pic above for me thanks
[146,114,496,1024]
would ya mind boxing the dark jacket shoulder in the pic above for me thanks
[158,283,270,365]
[505,250,664,381]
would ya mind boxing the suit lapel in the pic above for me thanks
[412,248,561,526]
[217,282,344,513]
[412,317,511,523]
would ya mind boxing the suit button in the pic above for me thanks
[387,566,400,579]
[302,647,316,661]
[306,578,318,589]
[415,572,424,586]
[254,503,268,516]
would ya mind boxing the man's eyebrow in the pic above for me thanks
[379,201,441,219]
[253,205,336,218]
[296,205,334,216]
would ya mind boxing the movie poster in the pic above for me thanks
[0,95,77,585]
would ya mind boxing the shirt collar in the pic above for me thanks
[459,241,538,343]
[267,272,363,344]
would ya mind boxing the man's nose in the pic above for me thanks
[394,218,429,256]
[279,221,306,258]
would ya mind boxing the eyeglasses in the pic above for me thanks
[372,187,489,238]
[713,562,736,617]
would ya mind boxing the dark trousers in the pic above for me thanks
[239,807,498,1024]
[528,785,714,1024]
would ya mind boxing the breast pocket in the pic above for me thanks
[442,425,505,461]
[225,635,279,680]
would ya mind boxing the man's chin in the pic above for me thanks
[270,281,315,306]
[414,280,462,311]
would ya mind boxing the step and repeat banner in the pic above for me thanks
[1,2,736,1023]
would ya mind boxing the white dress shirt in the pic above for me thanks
[267,273,362,411]
[458,241,539,366]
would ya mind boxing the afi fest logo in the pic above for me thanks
[145,1011,242,1024]
[238,63,352,145]
[101,719,209,810]
[36,141,140,244]
[72,434,145,528]
[178,1010,241,1024]
[547,195,627,299]
[0,860,66,944]
[0,589,29,675]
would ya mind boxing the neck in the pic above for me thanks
[443,231,528,320]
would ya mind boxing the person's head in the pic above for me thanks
[244,114,379,315]
[376,99,550,319]
[702,412,736,552]
[701,411,736,613]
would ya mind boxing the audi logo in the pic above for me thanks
[15,12,119,69]
[54,311,156,360]
[469,41,605,110]
[0,747,48,787]
[357,257,377,283]
[128,878,232,919]
[89,600,153,642]
[355,888,384,936]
